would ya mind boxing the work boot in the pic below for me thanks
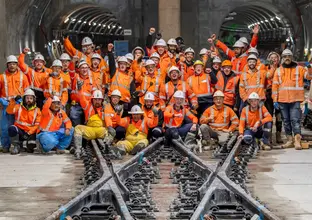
[199,124,211,142]
[131,143,145,155]
[110,144,126,156]
[2,148,9,153]
[276,132,283,144]
[74,135,83,159]
[56,149,69,154]
[294,134,302,150]
[10,144,20,155]
[184,132,197,146]
[282,135,294,149]
[260,140,271,151]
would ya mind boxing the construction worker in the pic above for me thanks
[239,92,273,150]
[73,90,114,159]
[164,90,198,145]
[150,52,167,81]
[6,89,41,154]
[167,38,178,59]
[131,46,145,73]
[0,55,29,152]
[18,48,51,108]
[178,47,195,81]
[159,66,197,111]
[199,48,209,64]
[70,61,97,126]
[113,105,158,155]
[37,96,73,153]
[211,56,222,72]
[272,49,312,149]
[187,60,218,116]
[242,47,266,71]
[200,91,239,147]
[104,90,129,140]
[59,53,72,89]
[42,60,68,108]
[142,92,164,140]
[154,39,174,70]
[90,53,109,92]
[215,60,240,110]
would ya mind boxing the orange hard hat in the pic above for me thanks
[221,60,232,67]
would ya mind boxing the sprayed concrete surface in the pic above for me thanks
[247,148,312,220]
[0,153,84,220]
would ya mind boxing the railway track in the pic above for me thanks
[46,136,281,220]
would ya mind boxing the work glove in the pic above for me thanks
[115,104,123,115]
[152,107,158,115]
[49,72,58,77]
[156,33,162,40]
[107,126,116,138]
[15,95,22,102]
[273,102,279,110]
[132,91,140,98]
[22,133,30,140]
[305,61,311,68]
[77,80,84,91]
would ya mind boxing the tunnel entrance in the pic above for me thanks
[219,4,294,59]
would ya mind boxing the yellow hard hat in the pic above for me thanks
[193,60,204,66]
[221,60,232,67]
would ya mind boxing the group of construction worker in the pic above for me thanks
[0,24,311,157]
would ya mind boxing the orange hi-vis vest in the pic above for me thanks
[138,70,163,105]
[43,76,68,106]
[71,72,96,103]
[129,116,158,135]
[164,105,198,128]
[187,72,215,99]
[0,70,29,99]
[109,70,133,103]
[215,72,239,106]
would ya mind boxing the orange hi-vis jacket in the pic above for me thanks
[178,61,195,81]
[91,67,110,92]
[61,70,71,89]
[215,71,239,106]
[239,105,272,135]
[42,75,68,106]
[159,52,175,71]
[109,70,133,103]
[200,105,239,132]
[104,103,129,128]
[272,65,312,103]
[187,72,215,100]
[71,72,97,103]
[159,80,197,110]
[132,60,145,73]
[63,37,108,69]
[164,105,198,128]
[127,116,159,135]
[0,70,29,99]
[79,91,104,123]
[18,53,50,92]
[6,100,41,134]
[38,97,72,132]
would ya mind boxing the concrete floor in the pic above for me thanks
[0,153,84,220]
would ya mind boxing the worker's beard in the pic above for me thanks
[144,104,152,109]
[23,98,36,109]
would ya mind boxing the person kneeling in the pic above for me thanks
[239,92,273,150]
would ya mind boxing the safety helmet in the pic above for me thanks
[173,90,185,99]
[167,38,178,46]
[117,56,130,65]
[132,46,145,56]
[221,60,232,67]
[23,89,35,97]
[155,39,167,47]
[199,48,208,55]
[233,40,245,48]
[213,90,225,97]
[247,54,258,61]
[81,37,93,46]
[78,61,89,68]
[92,90,104,99]
[184,47,195,54]
[51,59,62,67]
[267,51,280,61]
[91,53,102,60]
[145,59,155,66]
[248,47,259,55]
[128,105,144,114]
[248,92,260,100]
[33,54,46,64]
[150,52,160,60]
[125,53,134,61]
[111,89,121,97]
[59,53,71,61]
[212,56,222,63]
[52,96,60,102]
[239,37,249,45]
[6,55,18,63]
[282,49,293,57]
[144,92,155,101]
[193,60,204,66]
[168,66,180,77]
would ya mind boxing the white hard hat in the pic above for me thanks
[91,53,102,60]
[167,38,177,46]
[92,90,104,99]
[111,89,121,97]
[150,52,160,60]
[132,46,145,56]
[145,59,155,66]
[23,89,35,97]
[248,47,259,55]
[78,61,89,68]
[239,37,249,45]
[247,54,258,61]
[81,37,93,46]
[213,56,222,63]
[233,40,245,48]
[33,54,46,64]
[213,90,224,97]
[6,55,18,63]
[125,53,134,61]
[168,66,180,77]
[117,56,130,64]
[173,90,185,99]
[155,39,167,47]
[144,92,155,101]
[52,96,60,102]
[184,47,195,54]
[248,92,260,100]
[128,105,144,114]
[51,59,62,67]
[199,48,208,55]
[282,49,293,56]
[59,53,71,61]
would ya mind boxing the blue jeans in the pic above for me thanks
[279,102,301,135]
[1,110,15,149]
[243,122,272,145]
[37,128,74,152]
[69,105,85,127]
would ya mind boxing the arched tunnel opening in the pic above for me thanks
[219,4,296,59]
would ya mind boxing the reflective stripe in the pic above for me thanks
[87,106,94,119]
[209,106,228,127]
[111,72,130,90]
[48,77,64,96]
[230,116,238,120]
[232,121,239,124]
[40,114,55,131]
[3,71,24,98]
[279,87,304,91]
[16,106,38,126]
[246,105,262,126]
[63,117,70,123]
[243,69,261,89]
[226,48,229,56]
[245,85,264,89]
[263,128,271,132]
[210,123,228,127]
[140,119,145,133]
[165,107,185,128]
